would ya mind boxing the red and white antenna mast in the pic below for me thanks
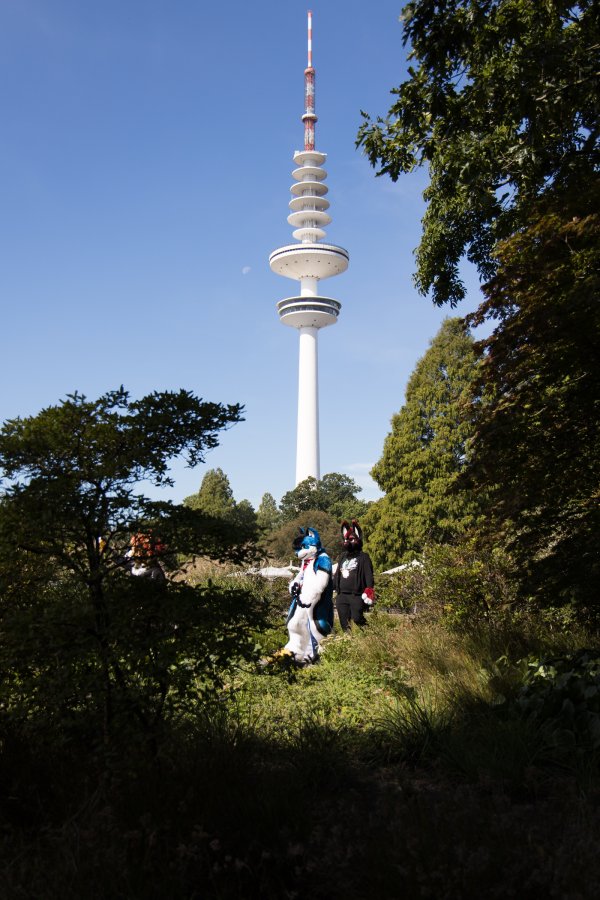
[303,10,317,151]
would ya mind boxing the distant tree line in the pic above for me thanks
[183,468,368,563]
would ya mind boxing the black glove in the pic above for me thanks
[291,581,302,598]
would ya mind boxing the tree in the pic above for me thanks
[0,388,263,750]
[279,473,368,523]
[464,179,600,611]
[319,472,370,521]
[363,319,482,570]
[235,499,258,536]
[357,1,599,306]
[0,390,247,574]
[184,467,235,516]
[256,492,282,535]
[184,468,257,543]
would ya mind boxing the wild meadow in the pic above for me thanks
[3,563,600,900]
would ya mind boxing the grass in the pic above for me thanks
[3,605,600,898]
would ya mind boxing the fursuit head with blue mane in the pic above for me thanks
[283,526,334,665]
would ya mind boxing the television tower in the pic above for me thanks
[269,10,349,486]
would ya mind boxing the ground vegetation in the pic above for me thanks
[3,553,600,899]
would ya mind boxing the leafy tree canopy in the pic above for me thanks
[464,178,600,611]
[357,0,599,306]
[279,472,368,523]
[363,318,483,570]
[0,388,247,578]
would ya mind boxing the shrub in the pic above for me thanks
[376,539,518,628]
[514,649,600,757]
[0,573,271,755]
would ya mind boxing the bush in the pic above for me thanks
[376,539,518,628]
[514,649,600,757]
[0,572,271,755]
[375,563,423,612]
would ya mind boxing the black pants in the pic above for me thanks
[336,593,366,631]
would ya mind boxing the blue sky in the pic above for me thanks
[0,0,484,510]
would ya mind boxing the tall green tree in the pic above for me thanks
[363,319,482,570]
[464,180,600,611]
[235,499,258,536]
[184,467,235,516]
[357,0,599,306]
[256,492,282,535]
[184,468,257,542]
[0,388,263,750]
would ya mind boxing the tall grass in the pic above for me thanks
[3,595,600,898]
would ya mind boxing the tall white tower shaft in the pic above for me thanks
[269,11,349,485]
[296,326,319,484]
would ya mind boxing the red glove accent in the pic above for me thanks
[362,588,375,604]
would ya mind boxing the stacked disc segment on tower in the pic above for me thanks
[270,149,349,329]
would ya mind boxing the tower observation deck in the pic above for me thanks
[269,11,348,485]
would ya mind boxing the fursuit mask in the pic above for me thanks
[341,519,363,554]
[293,526,322,561]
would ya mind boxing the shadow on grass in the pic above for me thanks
[4,613,600,900]
[3,696,600,900]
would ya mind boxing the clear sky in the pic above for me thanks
[0,0,484,510]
